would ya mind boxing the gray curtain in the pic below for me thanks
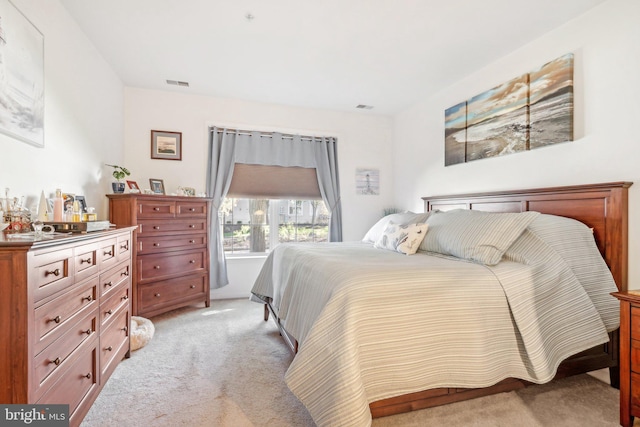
[206,128,343,288]
[206,128,238,289]
[314,136,342,242]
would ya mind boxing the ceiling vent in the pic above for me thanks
[166,80,190,87]
[356,104,373,110]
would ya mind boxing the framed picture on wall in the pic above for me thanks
[0,0,44,147]
[151,130,182,160]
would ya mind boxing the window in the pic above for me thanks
[220,198,329,254]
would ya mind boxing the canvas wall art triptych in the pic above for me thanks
[445,53,574,166]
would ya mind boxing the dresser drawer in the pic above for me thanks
[138,234,207,254]
[99,260,131,299]
[138,274,207,314]
[100,308,129,377]
[100,283,130,327]
[74,243,99,283]
[138,219,207,236]
[137,250,205,283]
[34,277,98,355]
[98,237,118,271]
[632,307,640,340]
[33,311,97,398]
[177,201,207,217]
[32,249,74,303]
[37,341,98,419]
[116,233,132,262]
[138,200,175,218]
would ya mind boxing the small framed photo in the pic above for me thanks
[74,195,87,213]
[151,130,182,161]
[62,193,75,211]
[149,178,165,195]
[183,187,196,196]
[127,180,139,190]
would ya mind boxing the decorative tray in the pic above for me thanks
[44,221,113,233]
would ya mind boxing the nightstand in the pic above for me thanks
[612,291,640,427]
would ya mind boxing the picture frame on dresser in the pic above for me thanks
[149,178,165,195]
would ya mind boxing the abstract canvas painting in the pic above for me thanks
[444,53,574,166]
[0,0,44,147]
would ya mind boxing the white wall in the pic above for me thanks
[393,0,640,288]
[0,0,123,217]
[124,88,394,298]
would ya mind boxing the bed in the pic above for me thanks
[250,182,631,426]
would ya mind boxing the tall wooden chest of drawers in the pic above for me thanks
[107,194,212,317]
[613,291,640,427]
[0,227,135,427]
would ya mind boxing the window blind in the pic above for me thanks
[226,163,322,199]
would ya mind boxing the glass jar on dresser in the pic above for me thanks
[107,194,212,317]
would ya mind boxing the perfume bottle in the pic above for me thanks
[82,207,97,222]
[72,201,81,222]
[64,205,74,222]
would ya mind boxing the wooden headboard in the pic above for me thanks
[422,182,632,292]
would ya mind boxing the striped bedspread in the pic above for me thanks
[251,239,617,427]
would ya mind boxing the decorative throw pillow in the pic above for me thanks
[374,221,429,255]
[362,212,431,243]
[419,209,540,265]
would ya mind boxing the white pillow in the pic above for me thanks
[362,212,430,243]
[374,221,429,255]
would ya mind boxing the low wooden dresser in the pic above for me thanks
[0,226,135,427]
[107,194,212,317]
[612,290,640,427]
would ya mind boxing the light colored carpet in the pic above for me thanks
[81,298,622,427]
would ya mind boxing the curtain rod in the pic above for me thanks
[210,127,334,142]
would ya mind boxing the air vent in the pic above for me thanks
[166,80,190,87]
[356,104,373,110]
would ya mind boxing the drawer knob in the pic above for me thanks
[121,270,129,276]
[106,309,113,315]
[80,257,92,264]
[120,244,129,250]
[153,226,160,230]
[154,293,161,297]
[106,346,113,351]
[122,326,128,333]
[84,373,92,379]
[188,224,195,228]
[153,243,160,247]
[84,329,92,335]
[82,295,93,302]
[189,240,195,243]
[49,357,61,366]
[189,208,195,212]
[122,295,129,300]
[154,265,161,269]
[190,285,196,289]
[189,260,195,264]
[105,281,113,287]
[104,250,113,256]
[45,268,60,277]
[153,207,160,211]
[49,315,61,324]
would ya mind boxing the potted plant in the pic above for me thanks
[106,164,131,193]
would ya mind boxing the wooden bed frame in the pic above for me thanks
[264,181,632,419]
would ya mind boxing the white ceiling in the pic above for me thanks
[60,0,606,115]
